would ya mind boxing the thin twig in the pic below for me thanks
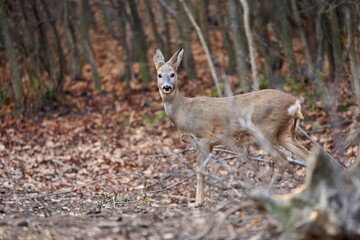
[146,154,214,195]
[149,148,196,158]
[156,0,178,20]
[17,173,144,201]
[153,147,306,167]
[18,179,102,200]
[297,126,345,168]
[288,158,307,167]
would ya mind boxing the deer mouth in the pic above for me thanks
[162,85,173,94]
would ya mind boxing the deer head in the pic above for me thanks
[153,47,184,100]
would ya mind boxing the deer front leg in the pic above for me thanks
[270,148,288,184]
[195,138,210,206]
[180,133,211,205]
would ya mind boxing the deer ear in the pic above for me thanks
[169,47,184,70]
[153,48,165,70]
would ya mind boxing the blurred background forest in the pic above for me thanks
[1,0,360,239]
[0,0,359,113]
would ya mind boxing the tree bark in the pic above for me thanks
[65,0,82,80]
[155,0,171,59]
[314,5,325,91]
[215,0,235,74]
[115,0,133,87]
[99,0,116,39]
[79,0,101,90]
[0,0,24,111]
[180,0,222,96]
[329,5,343,81]
[345,5,360,107]
[291,0,314,78]
[274,0,297,78]
[229,0,251,92]
[40,0,66,92]
[176,0,196,80]
[197,0,212,54]
[83,0,97,32]
[144,0,164,50]
[128,0,150,83]
[239,0,259,90]
[31,1,56,88]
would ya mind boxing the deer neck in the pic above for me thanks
[160,88,185,123]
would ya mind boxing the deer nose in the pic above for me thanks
[162,85,172,93]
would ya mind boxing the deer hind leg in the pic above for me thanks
[270,144,289,184]
[277,118,310,162]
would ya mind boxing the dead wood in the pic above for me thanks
[253,148,360,239]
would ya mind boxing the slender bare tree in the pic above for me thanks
[180,0,222,96]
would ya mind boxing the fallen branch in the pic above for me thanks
[297,126,345,168]
[253,148,360,239]
[19,179,103,201]
[152,147,306,167]
[149,148,196,158]
[18,173,143,201]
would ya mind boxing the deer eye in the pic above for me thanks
[170,73,175,78]
[158,74,162,78]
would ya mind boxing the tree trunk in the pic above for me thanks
[252,1,276,88]
[155,0,171,59]
[197,0,212,54]
[0,0,24,111]
[345,5,360,107]
[180,0,222,97]
[99,0,116,39]
[115,0,133,87]
[176,0,196,80]
[314,6,325,92]
[79,0,101,90]
[322,7,341,124]
[229,0,251,92]
[215,0,235,74]
[40,0,66,93]
[128,0,150,83]
[274,0,297,78]
[15,1,46,113]
[291,0,314,78]
[65,0,82,80]
[32,0,56,89]
[144,0,164,50]
[323,13,335,82]
[83,0,97,32]
[239,0,259,90]
[19,0,46,91]
[329,5,343,81]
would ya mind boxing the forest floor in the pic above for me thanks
[1,75,359,239]
[1,31,359,239]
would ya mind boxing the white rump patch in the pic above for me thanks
[288,100,301,116]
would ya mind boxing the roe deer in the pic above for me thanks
[153,47,309,205]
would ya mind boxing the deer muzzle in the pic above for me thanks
[162,84,173,94]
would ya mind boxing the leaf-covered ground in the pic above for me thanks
[1,28,359,239]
